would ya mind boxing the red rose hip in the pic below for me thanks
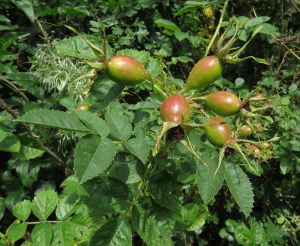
[160,95,191,124]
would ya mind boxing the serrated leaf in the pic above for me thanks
[145,57,162,76]
[74,134,116,183]
[185,1,210,6]
[13,200,31,221]
[225,162,254,217]
[185,203,208,231]
[134,111,150,128]
[0,133,20,152]
[132,197,175,246]
[32,222,52,246]
[174,203,199,227]
[61,176,79,187]
[107,153,144,184]
[56,192,80,221]
[78,175,132,213]
[56,35,103,59]
[15,109,91,133]
[69,222,90,242]
[7,223,27,242]
[245,16,271,28]
[69,108,110,138]
[10,0,34,23]
[16,160,40,188]
[105,112,132,141]
[264,216,284,244]
[196,150,225,204]
[65,26,103,58]
[175,30,188,42]
[117,49,150,64]
[13,135,44,160]
[235,225,256,245]
[146,170,183,209]
[89,73,125,112]
[32,190,58,220]
[155,19,179,31]
[89,218,132,246]
[5,190,25,211]
[50,222,73,246]
[123,138,150,164]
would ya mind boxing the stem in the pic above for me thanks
[1,79,29,102]
[0,97,74,175]
[271,34,300,61]
[204,0,229,57]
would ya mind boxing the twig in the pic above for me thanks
[1,79,29,102]
[275,51,289,81]
[271,34,300,61]
[204,0,229,57]
[291,0,300,13]
[0,97,74,175]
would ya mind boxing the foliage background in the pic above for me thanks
[0,0,300,245]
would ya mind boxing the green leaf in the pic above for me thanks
[56,35,103,59]
[145,57,162,76]
[0,133,20,152]
[13,136,44,160]
[32,190,58,220]
[105,112,132,141]
[185,202,208,231]
[12,80,45,100]
[185,1,210,6]
[89,219,132,246]
[89,74,125,112]
[0,197,6,220]
[146,170,183,209]
[78,175,132,213]
[69,108,110,138]
[117,49,150,64]
[175,30,188,42]
[132,197,175,246]
[5,190,25,211]
[123,138,150,164]
[59,97,76,109]
[15,109,91,133]
[74,134,116,183]
[15,160,40,188]
[175,6,194,16]
[245,16,271,28]
[0,130,6,143]
[10,0,34,23]
[134,111,150,128]
[265,216,284,244]
[23,102,40,113]
[32,222,52,246]
[13,200,31,221]
[253,23,278,35]
[225,162,254,217]
[0,73,40,82]
[65,26,103,58]
[50,222,73,246]
[56,192,80,221]
[235,225,256,245]
[7,222,27,242]
[107,154,144,184]
[196,150,225,204]
[174,203,199,228]
[155,19,179,31]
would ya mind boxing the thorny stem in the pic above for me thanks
[0,97,74,175]
[1,79,29,102]
[204,0,229,57]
